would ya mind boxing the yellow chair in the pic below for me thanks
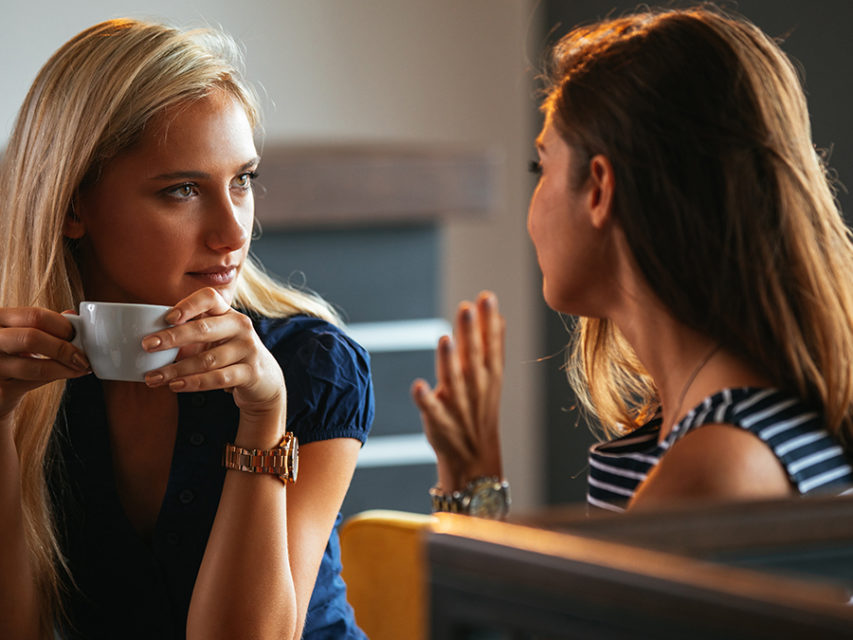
[340,509,436,640]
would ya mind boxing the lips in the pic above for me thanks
[188,265,237,286]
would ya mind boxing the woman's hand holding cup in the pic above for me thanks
[142,287,286,436]
[0,307,91,421]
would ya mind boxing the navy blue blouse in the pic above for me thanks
[50,314,374,639]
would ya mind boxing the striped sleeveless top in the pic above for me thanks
[588,387,853,512]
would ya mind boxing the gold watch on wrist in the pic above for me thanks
[222,432,299,485]
[429,475,511,520]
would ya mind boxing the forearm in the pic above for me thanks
[0,422,40,640]
[187,408,300,640]
[188,474,296,639]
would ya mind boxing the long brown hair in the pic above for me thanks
[541,6,853,444]
[0,19,337,635]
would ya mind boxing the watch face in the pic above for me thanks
[290,436,299,482]
[469,483,509,519]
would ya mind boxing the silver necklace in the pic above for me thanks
[667,343,721,432]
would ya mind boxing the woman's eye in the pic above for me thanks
[529,160,543,175]
[233,171,258,190]
[165,183,198,199]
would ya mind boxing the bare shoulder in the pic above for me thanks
[630,424,793,509]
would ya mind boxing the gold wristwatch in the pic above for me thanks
[429,476,511,519]
[222,432,299,484]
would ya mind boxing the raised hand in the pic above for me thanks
[0,307,90,421]
[411,291,505,491]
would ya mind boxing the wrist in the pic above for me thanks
[0,400,20,429]
[234,384,286,420]
[436,455,502,493]
[223,432,299,485]
[0,412,13,431]
[0,419,16,449]
[235,407,287,450]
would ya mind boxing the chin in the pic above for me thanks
[214,281,240,306]
[542,289,596,318]
[542,286,571,314]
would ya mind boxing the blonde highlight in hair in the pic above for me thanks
[567,318,656,439]
[0,18,336,634]
[545,6,853,445]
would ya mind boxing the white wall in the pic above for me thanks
[2,0,543,510]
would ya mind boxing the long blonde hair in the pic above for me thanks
[0,18,337,634]
[543,6,853,444]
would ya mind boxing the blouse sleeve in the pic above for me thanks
[256,315,374,445]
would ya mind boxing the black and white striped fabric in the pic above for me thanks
[588,387,853,512]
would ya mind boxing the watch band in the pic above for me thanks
[429,475,511,519]
[222,432,299,484]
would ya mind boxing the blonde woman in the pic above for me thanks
[0,19,372,639]
[413,6,853,518]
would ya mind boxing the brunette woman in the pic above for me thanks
[413,6,853,517]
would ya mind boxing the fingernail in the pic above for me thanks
[165,309,181,324]
[145,372,164,386]
[142,336,162,351]
[71,353,90,371]
[169,379,186,391]
[440,336,453,353]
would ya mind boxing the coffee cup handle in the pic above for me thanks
[65,314,85,353]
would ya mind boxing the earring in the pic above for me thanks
[251,217,263,241]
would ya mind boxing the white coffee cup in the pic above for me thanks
[67,301,179,382]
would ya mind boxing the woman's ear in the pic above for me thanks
[586,154,614,230]
[63,197,85,239]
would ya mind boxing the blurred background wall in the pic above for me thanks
[2,0,851,514]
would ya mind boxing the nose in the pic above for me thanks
[206,194,250,253]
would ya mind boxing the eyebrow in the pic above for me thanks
[149,156,261,181]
